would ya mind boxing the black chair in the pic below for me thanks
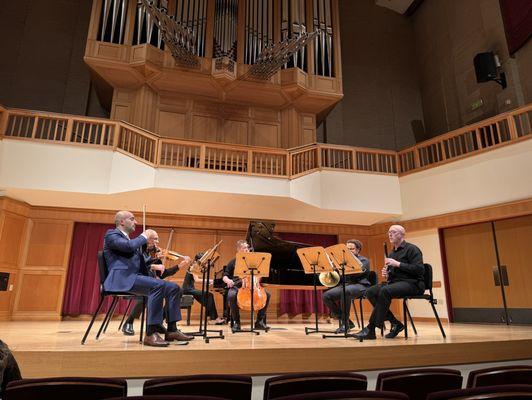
[274,390,408,400]
[466,365,532,388]
[427,384,532,399]
[263,371,367,400]
[81,250,147,344]
[376,368,462,400]
[5,377,127,400]
[401,263,446,338]
[180,294,194,325]
[144,374,252,400]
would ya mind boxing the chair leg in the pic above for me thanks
[96,297,117,340]
[118,297,134,331]
[403,299,408,339]
[139,296,146,343]
[81,295,106,345]
[187,306,191,326]
[359,298,365,329]
[430,299,447,338]
[352,300,360,328]
[405,303,418,335]
[103,296,120,333]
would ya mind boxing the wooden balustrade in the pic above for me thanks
[0,103,530,178]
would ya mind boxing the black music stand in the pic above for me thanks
[190,241,225,343]
[322,244,364,341]
[296,246,337,335]
[233,252,271,335]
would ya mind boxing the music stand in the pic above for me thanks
[190,241,225,343]
[296,246,337,335]
[233,252,271,335]
[322,244,364,341]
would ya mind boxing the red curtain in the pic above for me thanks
[276,232,337,316]
[499,0,532,54]
[62,223,141,316]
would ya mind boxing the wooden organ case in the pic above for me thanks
[84,0,343,148]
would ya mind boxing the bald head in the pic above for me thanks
[388,224,406,247]
[115,210,137,234]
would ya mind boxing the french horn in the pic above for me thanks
[319,270,340,287]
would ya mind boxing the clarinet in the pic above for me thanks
[383,242,392,283]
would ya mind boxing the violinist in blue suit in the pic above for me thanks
[103,210,194,347]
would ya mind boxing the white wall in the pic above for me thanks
[399,139,532,221]
[406,229,448,320]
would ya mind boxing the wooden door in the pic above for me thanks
[494,215,532,324]
[443,222,505,323]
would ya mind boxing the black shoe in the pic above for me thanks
[335,319,355,334]
[122,322,134,336]
[232,322,241,333]
[385,322,405,339]
[354,327,376,340]
[255,320,269,330]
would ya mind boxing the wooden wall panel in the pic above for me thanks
[253,123,280,147]
[223,120,248,145]
[26,221,72,267]
[15,272,63,312]
[192,115,219,142]
[157,111,186,138]
[0,213,27,267]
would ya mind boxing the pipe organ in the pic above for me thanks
[86,0,342,148]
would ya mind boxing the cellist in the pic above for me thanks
[222,239,271,332]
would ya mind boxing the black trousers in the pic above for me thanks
[322,283,367,320]
[184,288,218,320]
[366,281,424,328]
[227,286,271,323]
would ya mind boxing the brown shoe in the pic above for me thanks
[143,332,169,347]
[165,329,194,342]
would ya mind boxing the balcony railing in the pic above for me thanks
[1,104,530,178]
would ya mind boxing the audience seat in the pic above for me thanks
[376,368,462,400]
[143,374,252,400]
[466,364,532,387]
[274,390,409,400]
[5,377,127,400]
[427,384,532,399]
[263,371,367,399]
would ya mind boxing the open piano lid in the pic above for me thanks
[245,221,315,286]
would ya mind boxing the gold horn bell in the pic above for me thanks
[319,271,340,287]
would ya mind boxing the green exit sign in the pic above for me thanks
[471,99,484,110]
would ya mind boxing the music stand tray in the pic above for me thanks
[233,252,271,335]
[322,244,364,341]
[296,246,337,335]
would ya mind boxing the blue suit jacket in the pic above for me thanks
[103,228,148,292]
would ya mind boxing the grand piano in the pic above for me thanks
[245,220,315,286]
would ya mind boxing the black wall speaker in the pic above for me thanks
[474,52,498,83]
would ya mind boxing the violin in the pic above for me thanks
[237,277,268,311]
[150,246,184,261]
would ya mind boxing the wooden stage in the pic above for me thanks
[2,320,532,378]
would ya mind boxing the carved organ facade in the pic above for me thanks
[85,0,342,148]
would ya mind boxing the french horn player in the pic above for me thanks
[322,239,371,334]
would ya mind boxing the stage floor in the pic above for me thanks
[2,320,531,378]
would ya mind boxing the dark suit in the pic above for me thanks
[322,255,371,320]
[103,229,182,326]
